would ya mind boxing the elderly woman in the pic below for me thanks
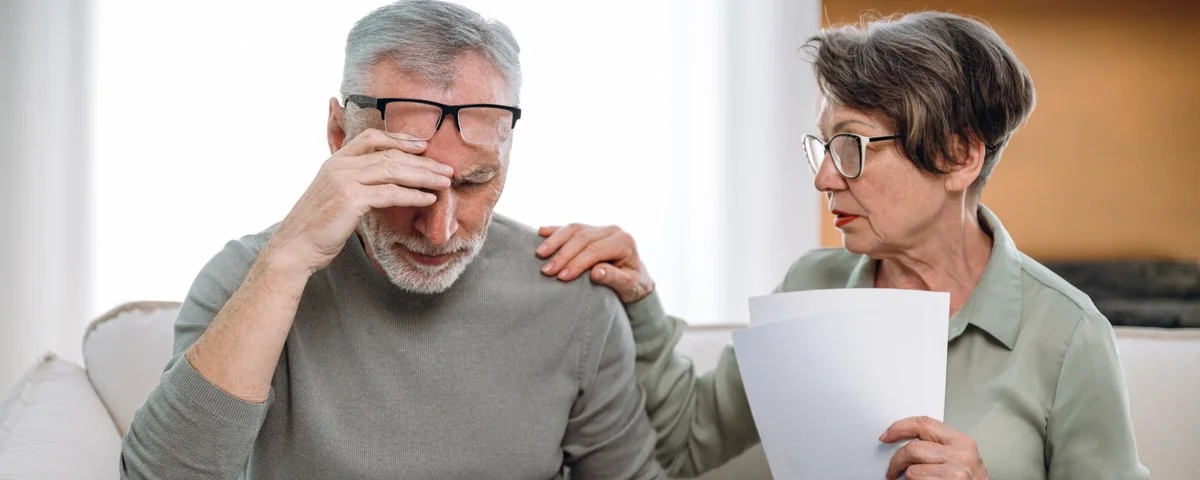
[535,11,1147,480]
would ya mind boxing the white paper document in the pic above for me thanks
[731,289,950,480]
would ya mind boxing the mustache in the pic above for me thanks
[372,230,483,257]
[394,236,467,256]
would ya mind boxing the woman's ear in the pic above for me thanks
[943,135,986,193]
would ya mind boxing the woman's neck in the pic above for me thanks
[873,205,994,317]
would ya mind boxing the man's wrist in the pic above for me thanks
[251,244,316,297]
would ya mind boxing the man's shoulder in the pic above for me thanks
[779,247,861,291]
[486,213,542,249]
[482,213,625,317]
[207,223,280,270]
[187,223,281,294]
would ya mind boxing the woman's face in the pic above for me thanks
[813,100,953,256]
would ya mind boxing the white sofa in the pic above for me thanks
[1,302,1197,479]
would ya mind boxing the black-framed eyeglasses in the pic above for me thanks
[802,133,903,179]
[344,94,522,146]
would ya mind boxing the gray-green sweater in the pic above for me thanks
[120,214,664,480]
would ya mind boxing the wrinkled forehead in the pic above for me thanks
[364,52,514,106]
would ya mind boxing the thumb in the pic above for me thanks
[591,263,637,294]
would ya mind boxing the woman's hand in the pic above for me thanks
[536,224,655,304]
[880,416,988,480]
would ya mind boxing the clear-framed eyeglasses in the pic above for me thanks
[344,94,522,146]
[802,133,903,179]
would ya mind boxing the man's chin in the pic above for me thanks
[379,249,468,294]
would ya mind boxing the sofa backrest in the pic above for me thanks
[82,301,181,436]
[1113,326,1200,479]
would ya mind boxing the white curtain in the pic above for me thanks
[0,0,92,393]
[717,0,823,325]
[85,0,820,350]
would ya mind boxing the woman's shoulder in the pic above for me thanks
[778,247,863,291]
[1015,253,1116,348]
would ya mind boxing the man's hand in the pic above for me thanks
[880,416,989,480]
[535,223,654,304]
[266,128,453,275]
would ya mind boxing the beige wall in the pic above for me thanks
[817,0,1200,261]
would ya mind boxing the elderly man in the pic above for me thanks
[119,1,663,479]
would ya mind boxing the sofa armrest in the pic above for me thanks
[0,353,122,480]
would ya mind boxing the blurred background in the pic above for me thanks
[1,0,1197,394]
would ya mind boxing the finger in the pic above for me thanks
[885,440,947,480]
[537,225,562,238]
[339,128,429,157]
[367,148,454,176]
[536,223,584,259]
[356,154,452,190]
[881,416,957,445]
[558,234,631,281]
[543,227,611,278]
[899,463,953,480]
[362,183,437,210]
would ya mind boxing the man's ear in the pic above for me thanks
[943,135,986,193]
[328,97,347,154]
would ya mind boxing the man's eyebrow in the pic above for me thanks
[455,165,500,183]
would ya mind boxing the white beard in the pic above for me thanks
[359,215,488,294]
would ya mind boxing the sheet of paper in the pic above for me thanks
[732,289,949,479]
[748,287,949,328]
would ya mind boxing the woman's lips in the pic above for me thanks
[832,211,860,228]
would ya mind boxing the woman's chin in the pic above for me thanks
[840,233,874,256]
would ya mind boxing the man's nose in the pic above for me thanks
[415,190,459,246]
[813,153,848,193]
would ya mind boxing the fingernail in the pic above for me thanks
[558,269,571,280]
[542,262,555,274]
[437,163,453,174]
[537,244,548,255]
[595,268,606,279]
[878,432,886,442]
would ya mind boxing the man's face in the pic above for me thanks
[330,52,514,294]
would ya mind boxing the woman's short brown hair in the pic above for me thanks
[804,12,1035,189]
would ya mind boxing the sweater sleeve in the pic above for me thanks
[623,291,758,477]
[562,290,666,479]
[120,236,274,480]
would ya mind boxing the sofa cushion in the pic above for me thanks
[0,353,122,479]
[82,301,181,436]
[1114,326,1200,479]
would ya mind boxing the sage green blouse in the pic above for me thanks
[626,207,1148,479]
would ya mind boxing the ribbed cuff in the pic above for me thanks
[625,290,669,340]
[164,357,272,428]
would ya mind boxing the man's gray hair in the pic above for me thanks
[340,0,522,102]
